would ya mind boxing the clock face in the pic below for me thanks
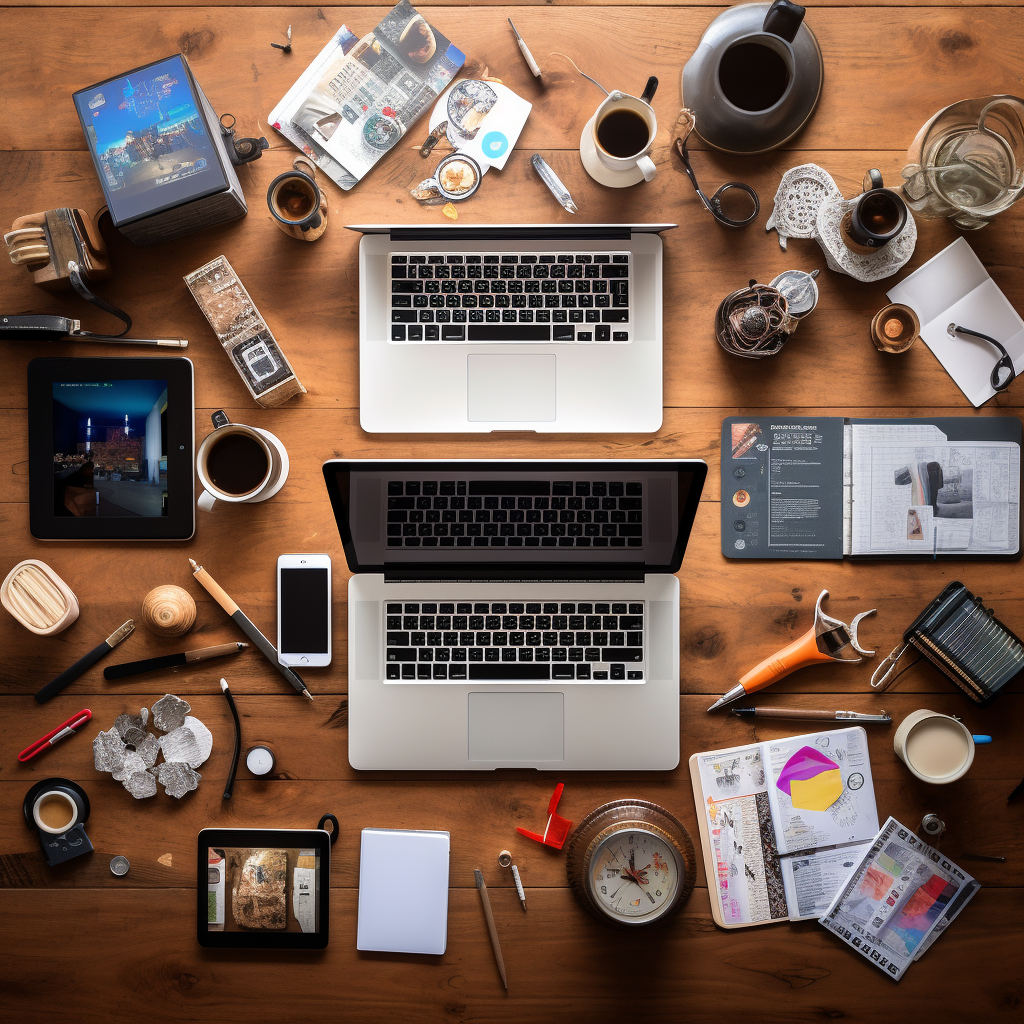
[589,827,679,922]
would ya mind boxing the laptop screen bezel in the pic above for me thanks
[322,459,706,577]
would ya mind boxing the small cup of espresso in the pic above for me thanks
[267,157,329,242]
[196,411,289,512]
[841,169,908,252]
[33,789,79,834]
[590,86,659,182]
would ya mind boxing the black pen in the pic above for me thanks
[731,707,891,723]
[104,641,248,680]
[35,619,135,704]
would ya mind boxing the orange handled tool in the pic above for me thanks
[709,590,875,711]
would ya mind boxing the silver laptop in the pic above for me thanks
[323,458,706,770]
[350,224,675,433]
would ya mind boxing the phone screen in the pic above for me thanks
[279,568,329,654]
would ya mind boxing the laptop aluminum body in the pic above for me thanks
[324,459,706,770]
[351,224,674,433]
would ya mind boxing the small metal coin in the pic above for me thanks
[110,855,130,876]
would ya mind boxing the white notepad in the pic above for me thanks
[356,828,450,954]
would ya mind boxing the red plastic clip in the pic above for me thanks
[516,782,573,850]
[18,708,92,763]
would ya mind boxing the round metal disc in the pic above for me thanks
[110,855,130,876]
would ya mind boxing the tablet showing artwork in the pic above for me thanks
[198,828,332,948]
[28,357,195,540]
[73,55,228,227]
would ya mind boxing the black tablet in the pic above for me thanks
[28,357,194,541]
[72,54,229,229]
[198,827,332,949]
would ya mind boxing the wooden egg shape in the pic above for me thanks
[142,585,197,637]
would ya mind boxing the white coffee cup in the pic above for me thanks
[196,411,289,512]
[33,789,79,834]
[592,91,658,181]
[893,709,975,784]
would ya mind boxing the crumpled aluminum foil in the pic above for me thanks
[124,769,158,799]
[152,694,191,733]
[156,762,201,799]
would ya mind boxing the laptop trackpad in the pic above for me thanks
[467,354,556,422]
[468,692,564,762]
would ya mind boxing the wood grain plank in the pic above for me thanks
[2,769,1021,889]
[1,887,1020,1024]
[3,9,1024,152]
[2,148,1023,414]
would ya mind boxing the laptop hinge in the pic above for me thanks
[383,568,646,584]
[388,227,633,242]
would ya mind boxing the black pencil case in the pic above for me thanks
[871,581,1024,705]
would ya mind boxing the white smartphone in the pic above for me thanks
[276,554,332,667]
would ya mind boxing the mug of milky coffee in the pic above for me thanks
[33,788,80,834]
[893,709,975,784]
[267,156,329,241]
[196,410,289,512]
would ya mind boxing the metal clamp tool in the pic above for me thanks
[709,590,876,711]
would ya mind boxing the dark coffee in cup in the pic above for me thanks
[596,109,652,158]
[719,41,791,112]
[272,178,317,223]
[844,169,908,250]
[205,432,269,496]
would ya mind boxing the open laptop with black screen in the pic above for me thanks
[323,459,706,770]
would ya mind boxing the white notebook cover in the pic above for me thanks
[356,828,450,954]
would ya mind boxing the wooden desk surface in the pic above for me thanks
[2,3,1022,1021]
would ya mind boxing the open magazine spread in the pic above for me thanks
[820,817,980,980]
[693,727,877,926]
[269,2,465,190]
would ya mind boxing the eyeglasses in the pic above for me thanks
[947,324,1017,391]
[672,110,760,228]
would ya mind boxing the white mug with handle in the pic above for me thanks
[591,76,659,182]
[196,410,289,512]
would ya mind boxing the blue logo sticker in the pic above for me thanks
[482,131,509,159]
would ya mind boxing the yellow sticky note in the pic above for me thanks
[789,768,843,812]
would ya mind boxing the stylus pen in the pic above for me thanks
[104,641,248,680]
[731,707,892,723]
[474,870,507,989]
[188,559,313,702]
[220,678,242,800]
[34,620,135,704]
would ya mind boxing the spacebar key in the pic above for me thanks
[467,326,551,341]
[468,664,551,680]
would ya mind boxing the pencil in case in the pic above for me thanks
[871,581,1024,705]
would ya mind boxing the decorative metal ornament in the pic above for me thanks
[715,280,798,359]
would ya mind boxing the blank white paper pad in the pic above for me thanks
[357,828,450,954]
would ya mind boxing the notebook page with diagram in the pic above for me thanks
[690,727,877,928]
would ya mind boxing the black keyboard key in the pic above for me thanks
[469,664,551,680]
[610,664,626,680]
[602,264,629,277]
[613,254,629,263]
[552,665,575,679]
[602,309,629,322]
[553,326,574,341]
[619,616,644,630]
[602,648,643,662]
[392,310,417,323]
[576,664,591,680]
[387,648,417,662]
[442,325,465,341]
[613,332,629,341]
[391,325,406,341]
[425,325,440,340]
[467,325,550,341]
[386,664,400,679]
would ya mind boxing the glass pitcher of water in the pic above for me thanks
[901,95,1024,229]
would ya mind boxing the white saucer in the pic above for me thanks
[579,115,645,188]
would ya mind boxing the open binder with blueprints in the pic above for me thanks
[722,416,1021,560]
[689,727,879,929]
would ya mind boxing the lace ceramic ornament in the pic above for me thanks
[814,197,917,283]
[766,164,843,251]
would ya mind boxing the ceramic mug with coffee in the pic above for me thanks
[591,78,659,181]
[267,157,329,242]
[196,410,289,512]
[841,169,909,252]
[893,709,975,784]
[33,788,80,834]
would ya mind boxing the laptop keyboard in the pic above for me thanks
[384,600,645,682]
[389,252,631,344]
[386,479,643,548]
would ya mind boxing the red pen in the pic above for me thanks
[18,708,92,763]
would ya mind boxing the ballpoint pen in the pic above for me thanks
[34,619,135,703]
[104,641,248,680]
[732,707,892,723]
[531,155,578,215]
[498,850,527,912]
[475,869,507,989]
[507,18,541,77]
[18,708,93,762]
[188,559,313,702]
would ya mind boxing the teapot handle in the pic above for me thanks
[763,0,805,42]
[864,168,885,191]
[640,76,658,104]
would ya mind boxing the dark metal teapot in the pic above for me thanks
[682,0,823,154]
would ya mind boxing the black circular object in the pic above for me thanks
[23,777,90,830]
[318,813,340,845]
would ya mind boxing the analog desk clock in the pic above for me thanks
[566,799,696,928]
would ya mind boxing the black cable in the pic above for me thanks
[220,678,241,800]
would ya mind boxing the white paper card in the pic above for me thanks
[357,828,450,954]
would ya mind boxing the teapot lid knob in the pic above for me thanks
[763,0,805,42]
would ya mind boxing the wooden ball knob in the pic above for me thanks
[142,585,196,637]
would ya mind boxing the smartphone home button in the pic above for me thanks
[301,656,309,664]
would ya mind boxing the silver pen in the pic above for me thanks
[731,707,891,723]
[531,155,578,214]
[508,18,541,77]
